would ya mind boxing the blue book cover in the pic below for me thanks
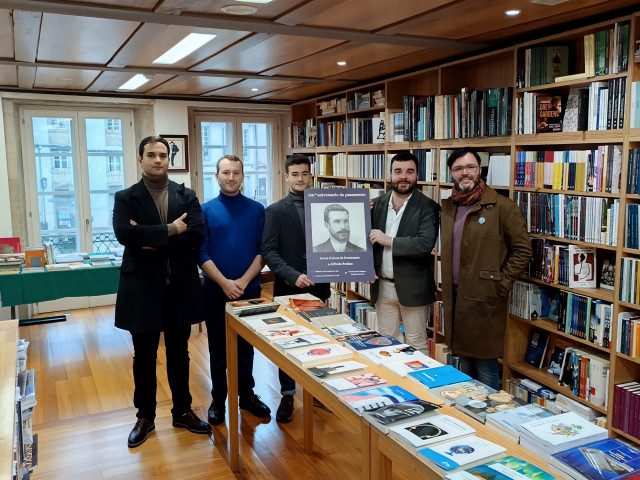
[339,385,418,413]
[408,365,472,389]
[346,334,402,351]
[448,455,556,479]
[551,438,640,480]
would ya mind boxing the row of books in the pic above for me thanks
[348,89,385,111]
[514,146,623,194]
[318,97,347,116]
[288,118,316,148]
[625,204,640,250]
[345,153,385,179]
[616,312,640,359]
[315,115,386,147]
[517,44,569,88]
[626,148,640,195]
[514,191,619,246]
[619,257,640,305]
[315,153,346,177]
[612,381,640,439]
[631,81,640,129]
[16,338,38,476]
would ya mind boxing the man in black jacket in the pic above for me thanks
[262,154,330,422]
[113,136,211,448]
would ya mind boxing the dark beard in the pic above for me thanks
[392,180,417,195]
[454,178,477,192]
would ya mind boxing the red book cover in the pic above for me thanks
[0,237,22,254]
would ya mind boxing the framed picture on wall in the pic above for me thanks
[161,134,189,172]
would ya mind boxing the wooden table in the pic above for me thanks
[0,320,18,480]
[225,308,554,480]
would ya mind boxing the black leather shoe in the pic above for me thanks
[172,410,212,434]
[276,395,294,423]
[208,399,226,425]
[239,393,271,418]
[313,398,332,413]
[128,418,155,448]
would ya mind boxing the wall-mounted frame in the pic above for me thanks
[161,134,189,172]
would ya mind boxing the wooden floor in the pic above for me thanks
[20,304,408,480]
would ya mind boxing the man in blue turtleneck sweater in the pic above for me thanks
[199,155,271,425]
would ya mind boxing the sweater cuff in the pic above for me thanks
[167,223,178,237]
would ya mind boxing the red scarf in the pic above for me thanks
[451,179,486,206]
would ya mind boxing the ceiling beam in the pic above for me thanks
[0,0,488,51]
[0,58,355,85]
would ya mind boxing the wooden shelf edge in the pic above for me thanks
[519,275,615,302]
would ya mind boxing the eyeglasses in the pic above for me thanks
[451,164,479,174]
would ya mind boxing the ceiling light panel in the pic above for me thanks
[153,33,216,64]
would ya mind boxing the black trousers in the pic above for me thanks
[130,287,192,421]
[203,281,257,402]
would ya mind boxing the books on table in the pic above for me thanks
[257,325,316,342]
[307,361,367,380]
[362,399,441,434]
[286,343,353,367]
[332,331,383,345]
[345,334,403,351]
[455,391,528,425]
[417,436,506,474]
[358,344,421,364]
[382,354,443,377]
[518,411,608,460]
[445,455,557,480]
[322,323,374,337]
[226,298,280,316]
[338,385,418,414]
[240,313,297,331]
[549,438,640,480]
[324,372,388,393]
[485,403,556,443]
[388,414,475,452]
[428,380,496,406]
[272,334,329,352]
[408,365,472,389]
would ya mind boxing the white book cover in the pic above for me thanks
[273,334,329,351]
[286,343,353,367]
[257,325,316,342]
[518,412,607,451]
[241,313,297,331]
[389,414,475,451]
[322,323,374,336]
[418,436,506,472]
[307,361,367,380]
[382,354,443,377]
[567,245,596,288]
[324,372,388,393]
[358,344,419,364]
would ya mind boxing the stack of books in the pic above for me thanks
[226,298,279,317]
[417,436,506,475]
[362,399,441,434]
[485,403,556,443]
[445,455,557,480]
[388,414,475,452]
[518,411,608,460]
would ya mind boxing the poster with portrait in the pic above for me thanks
[160,134,189,172]
[304,188,375,283]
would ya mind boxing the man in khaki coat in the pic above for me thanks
[440,148,532,390]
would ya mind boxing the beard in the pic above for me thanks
[391,179,417,195]
[454,175,479,192]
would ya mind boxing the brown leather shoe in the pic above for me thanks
[128,418,155,448]
[172,410,212,434]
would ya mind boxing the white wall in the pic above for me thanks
[0,100,12,236]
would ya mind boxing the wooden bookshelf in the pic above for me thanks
[290,10,640,447]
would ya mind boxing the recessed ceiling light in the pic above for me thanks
[337,61,347,66]
[221,5,258,15]
[505,9,521,16]
[251,88,259,92]
[153,33,216,64]
[118,74,151,91]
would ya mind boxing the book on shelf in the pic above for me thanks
[362,399,441,434]
[257,325,316,342]
[455,391,528,425]
[0,237,22,254]
[549,438,640,480]
[485,403,555,444]
[568,245,596,288]
[408,365,472,389]
[518,411,608,460]
[286,343,353,367]
[240,313,297,331]
[272,334,329,352]
[226,298,279,317]
[428,380,497,406]
[417,436,506,474]
[388,414,475,452]
[599,259,615,290]
[536,95,563,133]
[382,354,443,378]
[323,372,388,394]
[524,330,550,369]
[307,360,367,380]
[338,385,418,414]
[445,455,557,480]
[611,382,640,438]
[24,246,46,268]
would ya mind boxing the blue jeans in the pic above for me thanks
[458,356,500,391]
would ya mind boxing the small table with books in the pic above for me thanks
[224,298,557,480]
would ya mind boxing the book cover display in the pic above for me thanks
[536,95,563,133]
[338,385,418,414]
[226,298,279,316]
[241,314,297,331]
[286,343,354,367]
[524,330,550,368]
[568,245,597,288]
[258,325,316,342]
[383,355,443,377]
[324,372,388,393]
[418,436,506,472]
[307,361,367,380]
[485,403,555,443]
[446,455,557,480]
[272,334,329,351]
[428,380,496,406]
[389,414,476,451]
[408,365,472,389]
[362,399,441,434]
[346,334,402,351]
[455,391,527,425]
[358,344,422,365]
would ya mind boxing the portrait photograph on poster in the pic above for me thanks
[304,188,375,283]
[160,134,189,172]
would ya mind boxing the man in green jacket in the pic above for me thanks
[440,148,532,390]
